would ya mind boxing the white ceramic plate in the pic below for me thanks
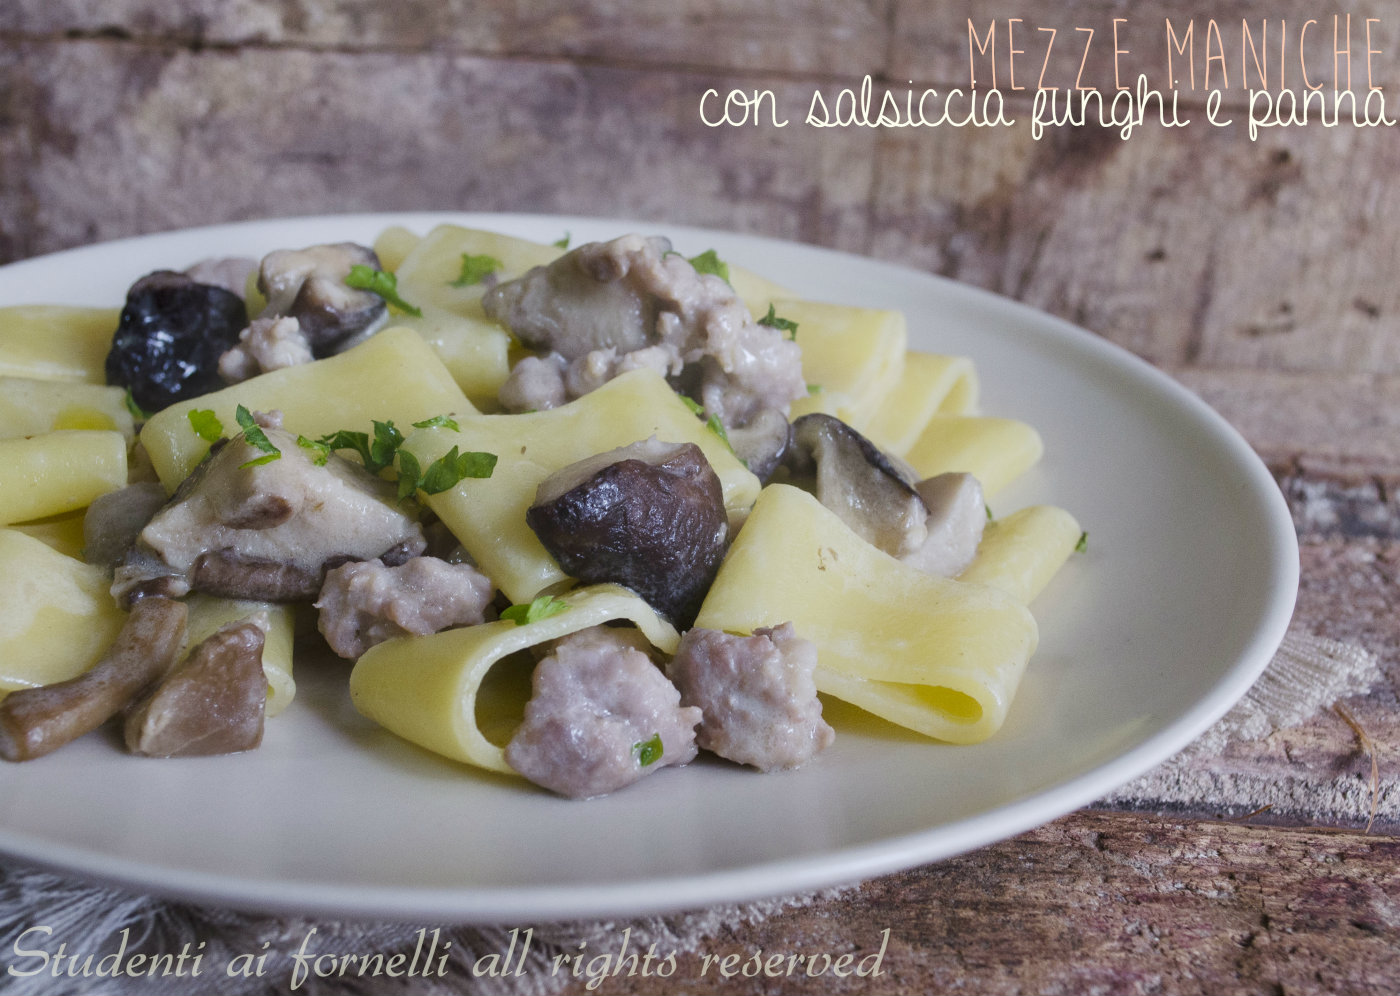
[0,213,1298,921]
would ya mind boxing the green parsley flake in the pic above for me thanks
[499,594,569,626]
[316,421,404,475]
[234,405,282,469]
[411,414,460,432]
[186,409,223,442]
[985,504,994,522]
[1075,531,1089,554]
[552,232,571,250]
[396,445,497,500]
[451,253,503,288]
[806,383,822,396]
[633,733,663,767]
[687,249,730,282]
[757,303,799,339]
[297,435,331,466]
[676,394,740,460]
[345,264,422,317]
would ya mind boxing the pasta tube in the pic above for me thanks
[0,430,127,525]
[902,413,1043,497]
[959,505,1083,605]
[0,306,119,383]
[388,225,565,407]
[0,529,127,693]
[782,299,907,432]
[863,352,979,456]
[693,484,1038,744]
[349,584,679,774]
[0,377,135,443]
[140,327,474,489]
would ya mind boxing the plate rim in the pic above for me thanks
[0,211,1300,921]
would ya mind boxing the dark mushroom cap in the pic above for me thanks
[105,270,248,412]
[526,439,727,628]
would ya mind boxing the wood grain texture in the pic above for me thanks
[552,811,1400,996]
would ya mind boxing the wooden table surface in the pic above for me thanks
[1,4,1396,993]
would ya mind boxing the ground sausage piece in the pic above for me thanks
[669,623,833,772]
[315,556,495,659]
[504,626,700,798]
[218,316,315,383]
[485,234,804,474]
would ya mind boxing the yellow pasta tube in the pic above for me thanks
[140,327,474,489]
[389,225,565,408]
[404,368,760,604]
[782,300,907,432]
[0,306,119,383]
[693,485,1038,744]
[0,376,135,443]
[728,263,793,317]
[349,584,679,774]
[12,511,87,560]
[0,430,127,525]
[372,225,422,272]
[182,595,298,718]
[902,413,1043,497]
[959,505,1082,605]
[0,529,127,693]
[864,352,980,456]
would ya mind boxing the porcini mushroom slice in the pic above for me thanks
[124,621,267,757]
[0,597,188,762]
[111,420,426,607]
[904,472,987,578]
[786,413,929,559]
[526,439,727,628]
[257,242,387,354]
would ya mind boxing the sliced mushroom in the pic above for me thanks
[184,256,257,298]
[105,270,249,412]
[257,242,387,354]
[905,472,986,578]
[112,416,426,607]
[786,413,929,559]
[526,439,727,627]
[0,597,188,762]
[124,621,266,757]
[786,415,988,577]
[482,235,671,357]
[723,405,790,482]
[82,481,170,573]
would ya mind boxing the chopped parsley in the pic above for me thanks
[396,445,497,500]
[757,303,799,339]
[806,383,822,396]
[633,733,663,767]
[451,253,503,288]
[345,264,422,317]
[297,435,331,466]
[687,249,730,282]
[677,394,740,461]
[186,409,223,443]
[552,232,571,250]
[316,420,404,475]
[499,594,569,626]
[1075,531,1089,554]
[234,405,282,468]
[985,504,994,522]
[411,414,461,432]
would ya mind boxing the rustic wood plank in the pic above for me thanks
[865,89,1400,374]
[0,1,893,77]
[552,811,1400,996]
[0,39,879,265]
